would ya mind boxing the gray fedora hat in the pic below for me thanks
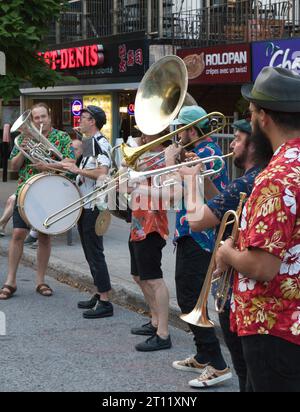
[241,67,300,112]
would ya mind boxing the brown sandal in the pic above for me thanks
[0,284,17,300]
[36,284,53,297]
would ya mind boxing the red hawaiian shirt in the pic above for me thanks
[130,154,169,242]
[231,138,300,345]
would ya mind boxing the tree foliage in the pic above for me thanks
[0,0,75,102]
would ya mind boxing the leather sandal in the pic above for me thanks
[0,284,17,300]
[36,284,53,297]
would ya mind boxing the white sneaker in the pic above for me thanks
[172,357,208,373]
[188,365,232,388]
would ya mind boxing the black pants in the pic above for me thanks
[219,309,247,392]
[77,208,111,294]
[175,236,222,357]
[242,334,300,392]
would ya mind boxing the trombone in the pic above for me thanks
[43,154,229,229]
[180,192,247,327]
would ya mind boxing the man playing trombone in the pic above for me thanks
[179,118,273,390]
[0,103,74,299]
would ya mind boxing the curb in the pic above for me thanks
[0,245,223,339]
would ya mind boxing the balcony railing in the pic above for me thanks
[45,0,300,46]
[172,0,300,47]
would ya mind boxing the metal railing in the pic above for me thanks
[45,0,299,46]
[172,0,300,47]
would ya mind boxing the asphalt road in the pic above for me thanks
[0,260,239,393]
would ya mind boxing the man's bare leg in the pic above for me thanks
[0,194,16,233]
[143,278,169,337]
[36,233,52,295]
[0,228,27,298]
[134,275,158,327]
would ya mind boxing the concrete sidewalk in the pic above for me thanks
[0,179,220,332]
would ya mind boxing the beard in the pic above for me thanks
[234,148,248,169]
[250,120,274,168]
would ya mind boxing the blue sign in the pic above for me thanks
[127,103,135,115]
[252,39,300,80]
[71,99,83,116]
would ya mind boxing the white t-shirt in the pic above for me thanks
[77,132,112,209]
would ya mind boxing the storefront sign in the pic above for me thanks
[39,45,105,71]
[71,99,83,116]
[39,37,148,80]
[177,44,251,84]
[252,39,300,79]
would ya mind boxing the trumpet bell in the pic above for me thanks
[135,55,188,135]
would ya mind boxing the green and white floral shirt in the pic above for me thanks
[10,128,74,195]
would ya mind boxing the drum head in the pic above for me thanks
[19,174,82,235]
[95,209,111,236]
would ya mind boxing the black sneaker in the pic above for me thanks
[135,334,172,352]
[131,321,157,336]
[83,300,113,319]
[24,234,38,245]
[78,294,99,309]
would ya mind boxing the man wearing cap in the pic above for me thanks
[164,105,231,386]
[178,118,273,390]
[215,67,300,392]
[63,105,113,319]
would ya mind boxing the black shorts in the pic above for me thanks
[128,232,166,280]
[12,203,30,230]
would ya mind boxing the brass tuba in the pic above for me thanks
[11,110,63,163]
[180,192,247,327]
[119,55,226,169]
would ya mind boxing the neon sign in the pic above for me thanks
[39,45,105,71]
[71,100,83,116]
[127,103,135,115]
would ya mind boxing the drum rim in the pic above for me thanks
[17,173,82,235]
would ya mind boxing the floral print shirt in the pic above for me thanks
[130,154,169,242]
[174,137,229,252]
[10,128,74,195]
[231,138,300,345]
[207,166,261,308]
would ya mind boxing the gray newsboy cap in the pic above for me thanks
[241,67,300,112]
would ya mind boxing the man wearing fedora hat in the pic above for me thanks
[63,105,113,319]
[215,66,300,392]
[177,117,273,390]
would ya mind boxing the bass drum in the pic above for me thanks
[18,173,82,235]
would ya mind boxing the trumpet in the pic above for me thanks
[180,192,247,327]
[43,154,229,230]
[128,153,232,188]
[11,110,63,163]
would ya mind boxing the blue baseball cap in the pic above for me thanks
[170,105,209,129]
[232,119,251,134]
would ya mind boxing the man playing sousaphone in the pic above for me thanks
[0,103,74,299]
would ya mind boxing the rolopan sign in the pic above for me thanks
[178,44,251,84]
[0,51,6,75]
